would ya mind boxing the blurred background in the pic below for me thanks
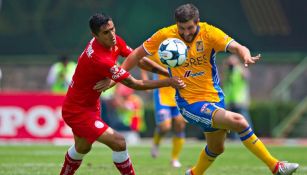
[0,0,306,143]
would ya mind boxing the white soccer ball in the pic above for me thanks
[158,38,188,68]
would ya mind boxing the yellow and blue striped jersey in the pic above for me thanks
[149,53,177,106]
[143,22,233,104]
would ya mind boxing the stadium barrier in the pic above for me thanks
[0,92,73,144]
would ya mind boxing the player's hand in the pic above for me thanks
[93,78,115,92]
[244,54,261,67]
[169,76,186,89]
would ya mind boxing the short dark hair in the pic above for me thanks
[59,55,69,62]
[174,3,199,23]
[89,13,112,35]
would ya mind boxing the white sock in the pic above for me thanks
[112,150,129,163]
[67,145,86,160]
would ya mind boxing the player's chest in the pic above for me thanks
[109,45,121,59]
[101,47,121,62]
[183,40,212,68]
[186,38,213,56]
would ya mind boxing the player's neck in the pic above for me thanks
[95,38,112,50]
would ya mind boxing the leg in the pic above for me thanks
[151,107,173,158]
[213,109,299,174]
[151,118,172,158]
[97,127,135,175]
[180,100,299,175]
[154,118,172,144]
[188,130,226,175]
[59,135,90,175]
[226,105,240,140]
[171,115,186,167]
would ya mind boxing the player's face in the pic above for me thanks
[95,20,116,48]
[177,19,199,43]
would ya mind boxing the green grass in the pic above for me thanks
[0,142,306,175]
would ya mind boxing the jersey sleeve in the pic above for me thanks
[108,64,130,82]
[92,54,130,82]
[208,25,233,52]
[117,36,133,57]
[142,29,166,55]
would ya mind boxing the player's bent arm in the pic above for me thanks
[227,41,251,61]
[120,75,185,90]
[140,69,149,80]
[137,57,169,77]
[227,41,261,66]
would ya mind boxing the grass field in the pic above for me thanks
[0,141,306,175]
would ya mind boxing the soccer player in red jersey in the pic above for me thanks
[59,13,185,175]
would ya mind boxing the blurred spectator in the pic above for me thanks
[46,55,76,94]
[223,54,253,139]
[0,67,2,90]
[112,84,145,144]
[100,86,117,126]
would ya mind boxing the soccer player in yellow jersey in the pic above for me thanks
[142,53,186,168]
[96,3,299,175]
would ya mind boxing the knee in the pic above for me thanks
[210,145,225,155]
[158,124,171,134]
[75,144,92,154]
[174,122,185,133]
[234,114,249,132]
[112,135,127,152]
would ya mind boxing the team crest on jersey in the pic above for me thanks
[200,103,209,113]
[196,40,204,52]
[94,121,104,129]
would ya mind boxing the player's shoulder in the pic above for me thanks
[199,22,215,32]
[115,35,125,44]
[199,22,224,37]
[160,24,177,34]
[151,24,178,40]
[86,45,112,65]
[116,35,130,49]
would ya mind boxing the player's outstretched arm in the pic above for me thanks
[138,57,169,76]
[93,74,185,92]
[122,45,146,71]
[120,75,185,90]
[123,45,168,76]
[227,41,261,67]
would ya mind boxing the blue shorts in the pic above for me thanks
[154,104,180,124]
[153,87,180,124]
[177,100,225,132]
[154,96,180,125]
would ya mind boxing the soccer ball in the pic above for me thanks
[158,38,188,68]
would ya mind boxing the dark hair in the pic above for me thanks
[174,3,199,23]
[59,55,69,63]
[89,13,112,35]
